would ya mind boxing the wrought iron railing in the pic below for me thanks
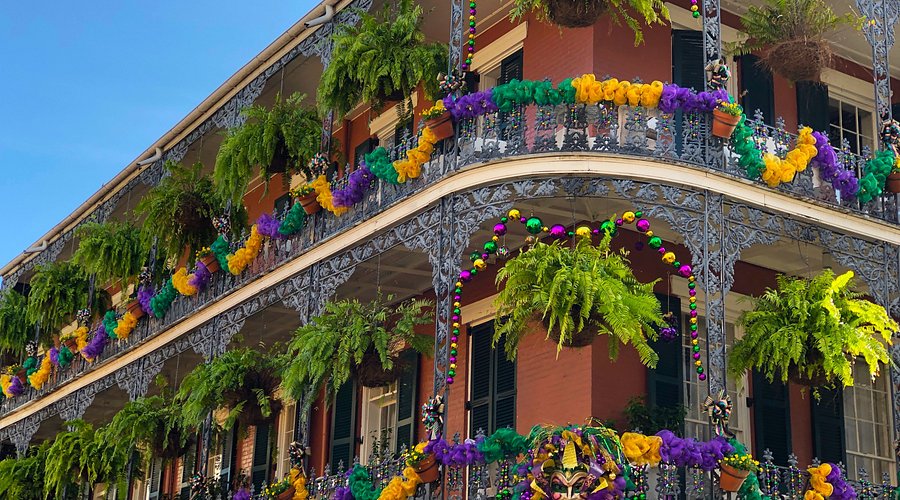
[5,96,900,416]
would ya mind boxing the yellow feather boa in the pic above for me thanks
[620,432,662,466]
[393,127,437,183]
[29,353,53,390]
[804,463,834,500]
[1,374,12,398]
[571,74,664,108]
[74,327,90,355]
[761,127,817,188]
[171,267,198,296]
[289,469,309,500]
[311,175,349,216]
[378,466,421,500]
[114,311,137,340]
[227,225,263,275]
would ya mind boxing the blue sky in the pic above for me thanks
[0,0,317,269]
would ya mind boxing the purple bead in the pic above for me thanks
[678,264,693,278]
[519,217,527,223]
[493,223,507,236]
[690,310,698,318]
[693,352,701,360]
[460,270,472,282]
[482,253,489,260]
[450,356,457,363]
[469,27,476,33]
[451,336,458,342]
[689,289,696,297]
[615,218,624,226]
[592,228,600,234]
[470,8,476,13]
[452,315,459,322]
[549,224,567,238]
[636,219,651,232]
[699,373,707,381]
[454,295,461,301]
[691,331,698,339]
[658,247,666,254]
[447,377,454,383]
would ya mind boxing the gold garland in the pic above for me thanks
[227,225,263,275]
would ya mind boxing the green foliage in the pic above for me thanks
[623,396,686,435]
[73,221,147,291]
[44,420,133,499]
[317,0,447,118]
[106,394,186,466]
[134,161,245,266]
[176,347,288,431]
[0,289,34,357]
[729,270,897,387]
[0,442,48,500]
[282,296,433,408]
[509,0,669,45]
[26,261,108,336]
[493,235,663,365]
[215,93,323,205]
[734,0,857,54]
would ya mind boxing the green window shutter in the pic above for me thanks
[218,427,237,483]
[752,372,792,464]
[251,424,273,492]
[647,294,683,411]
[330,380,358,469]
[179,440,197,499]
[395,349,420,454]
[740,55,775,125]
[500,50,523,84]
[468,321,517,434]
[147,457,163,499]
[796,82,830,131]
[672,30,705,91]
[811,388,846,464]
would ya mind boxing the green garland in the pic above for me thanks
[102,310,118,340]
[149,279,177,319]
[348,465,382,500]
[365,148,399,185]
[857,149,895,204]
[479,427,528,463]
[277,202,307,236]
[210,235,231,271]
[731,116,766,179]
[727,438,768,500]
[57,346,74,368]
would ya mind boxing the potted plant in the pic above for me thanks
[194,246,221,274]
[0,442,48,500]
[0,289,33,358]
[177,347,288,431]
[493,234,663,363]
[282,296,433,407]
[261,477,295,500]
[317,0,447,118]
[73,220,147,317]
[106,390,192,465]
[44,420,133,499]
[728,269,897,388]
[422,101,453,142]
[135,161,245,266]
[404,442,440,483]
[26,262,109,338]
[718,453,758,492]
[712,101,742,139]
[215,92,323,205]
[510,0,667,40]
[735,0,857,82]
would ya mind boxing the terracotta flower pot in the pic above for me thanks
[297,192,321,215]
[887,172,900,194]
[62,337,78,352]
[545,0,608,27]
[414,454,440,483]
[277,485,296,500]
[719,463,750,492]
[16,370,26,384]
[425,115,454,142]
[201,254,221,274]
[712,109,741,139]
[763,39,830,82]
[127,300,145,321]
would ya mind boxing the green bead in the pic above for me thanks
[600,220,615,234]
[469,21,475,26]
[470,252,481,262]
[484,240,498,254]
[693,345,700,353]
[689,303,697,310]
[451,349,458,356]
[448,370,456,376]
[635,211,643,218]
[453,308,461,315]
[690,324,697,331]
[470,268,478,275]
[470,1,476,6]
[688,282,696,289]
[696,366,704,374]
[525,217,543,234]
[648,236,663,249]
[692,11,700,18]
[567,231,575,237]
[673,261,680,268]
[453,329,460,334]
[500,217,508,223]
[468,40,475,45]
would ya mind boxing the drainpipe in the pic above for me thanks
[305,2,334,27]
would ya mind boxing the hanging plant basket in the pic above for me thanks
[761,38,831,82]
[268,138,292,175]
[425,115,454,142]
[415,454,441,483]
[353,349,407,387]
[886,172,900,194]
[297,192,321,215]
[718,463,750,492]
[712,109,741,139]
[126,299,145,321]
[546,0,608,28]
[152,429,194,460]
[528,306,598,349]
[174,194,212,233]
[201,254,221,274]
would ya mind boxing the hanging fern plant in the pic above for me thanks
[26,262,109,337]
[43,420,133,499]
[493,235,663,365]
[73,221,147,291]
[510,0,668,42]
[729,270,897,387]
[134,161,245,265]
[106,393,192,466]
[215,92,323,206]
[0,289,34,357]
[317,0,447,118]
[0,442,48,500]
[176,347,288,431]
[282,296,433,411]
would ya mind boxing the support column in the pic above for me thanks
[701,0,722,84]
[855,0,900,134]
[700,193,728,395]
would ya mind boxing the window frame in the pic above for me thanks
[842,362,896,480]
[359,382,400,462]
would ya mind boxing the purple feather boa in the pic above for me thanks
[333,486,353,500]
[188,261,211,291]
[138,285,154,314]
[82,325,108,360]
[826,463,857,500]
[656,430,733,471]
[810,131,860,198]
[256,213,284,240]
[333,165,375,208]
[49,347,59,367]
[444,90,498,120]
[425,437,485,466]
[232,489,250,500]
[8,375,23,396]
[658,84,728,114]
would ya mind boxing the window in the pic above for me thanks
[330,380,358,469]
[843,362,895,479]
[251,424,273,492]
[277,403,298,478]
[353,138,379,169]
[361,383,399,460]
[274,193,292,219]
[469,321,516,434]
[829,98,875,154]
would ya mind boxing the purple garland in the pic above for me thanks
[82,325,108,360]
[658,84,728,114]
[232,489,250,500]
[826,463,857,500]
[425,437,485,466]
[444,90,498,120]
[656,430,733,471]
[188,261,211,291]
[333,486,353,500]
[138,285,154,314]
[333,165,375,208]
[49,347,59,367]
[810,131,860,198]
[256,213,284,240]
[8,375,23,396]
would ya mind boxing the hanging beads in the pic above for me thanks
[690,0,700,18]
[462,0,477,71]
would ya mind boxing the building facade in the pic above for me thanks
[2,0,900,498]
